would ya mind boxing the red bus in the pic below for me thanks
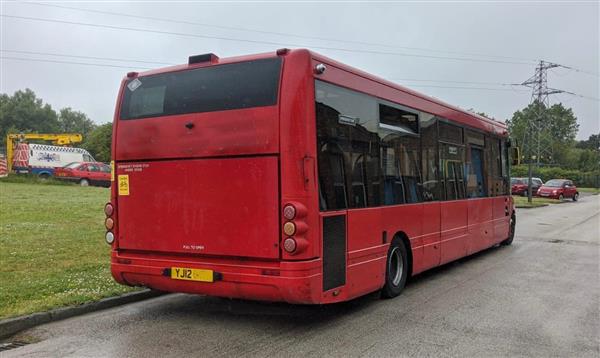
[106,49,515,304]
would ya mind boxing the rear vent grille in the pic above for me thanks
[322,215,346,291]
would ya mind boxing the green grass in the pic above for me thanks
[0,173,74,186]
[578,187,600,194]
[0,181,136,319]
[512,195,564,208]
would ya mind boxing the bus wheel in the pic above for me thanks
[381,239,408,299]
[79,179,90,187]
[501,214,516,246]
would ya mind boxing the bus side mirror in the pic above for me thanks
[510,147,520,166]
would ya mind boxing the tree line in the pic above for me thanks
[0,89,112,162]
[505,101,599,187]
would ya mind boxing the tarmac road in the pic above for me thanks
[4,195,599,357]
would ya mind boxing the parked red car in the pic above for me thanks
[54,162,111,187]
[511,177,543,196]
[537,179,579,201]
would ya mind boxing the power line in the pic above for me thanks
[405,84,528,92]
[15,3,600,79]
[2,50,595,100]
[558,90,600,102]
[0,56,152,70]
[1,14,536,66]
[0,56,528,93]
[391,78,516,86]
[24,1,538,64]
[1,49,175,66]
[558,64,600,78]
[1,49,527,87]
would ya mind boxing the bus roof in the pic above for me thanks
[130,48,507,135]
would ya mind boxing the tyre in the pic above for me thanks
[381,238,409,299]
[558,194,564,201]
[573,192,579,201]
[38,173,50,180]
[79,178,90,187]
[501,214,516,246]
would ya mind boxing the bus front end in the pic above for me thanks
[108,50,324,304]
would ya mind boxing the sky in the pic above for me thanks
[1,1,598,139]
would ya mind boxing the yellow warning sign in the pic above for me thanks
[110,161,115,181]
[118,175,129,196]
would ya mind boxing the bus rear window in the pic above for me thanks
[120,58,282,120]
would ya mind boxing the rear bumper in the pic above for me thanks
[538,192,559,199]
[111,250,324,304]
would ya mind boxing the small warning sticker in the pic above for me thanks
[118,175,129,196]
[127,78,142,91]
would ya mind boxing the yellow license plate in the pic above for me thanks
[170,267,214,282]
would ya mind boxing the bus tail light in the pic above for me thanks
[283,222,296,236]
[281,202,309,256]
[283,237,296,253]
[283,237,309,255]
[105,232,115,244]
[105,218,114,230]
[105,202,115,245]
[105,203,114,216]
[283,205,296,220]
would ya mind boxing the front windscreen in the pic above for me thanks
[544,179,564,187]
[120,58,282,120]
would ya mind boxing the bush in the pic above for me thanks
[511,165,600,188]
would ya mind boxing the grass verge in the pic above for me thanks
[0,181,137,319]
[512,195,563,208]
[578,187,600,194]
[0,173,74,186]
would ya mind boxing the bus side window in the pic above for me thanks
[500,139,509,195]
[351,155,367,208]
[379,103,422,204]
[420,115,440,201]
[465,129,486,198]
[318,143,348,211]
[315,80,380,210]
[487,137,502,196]
[439,121,466,200]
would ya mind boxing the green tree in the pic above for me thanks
[82,123,112,162]
[0,89,60,146]
[506,101,579,165]
[576,133,600,151]
[58,108,97,137]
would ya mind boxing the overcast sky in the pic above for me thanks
[1,1,598,139]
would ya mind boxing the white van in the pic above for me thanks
[13,143,95,177]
